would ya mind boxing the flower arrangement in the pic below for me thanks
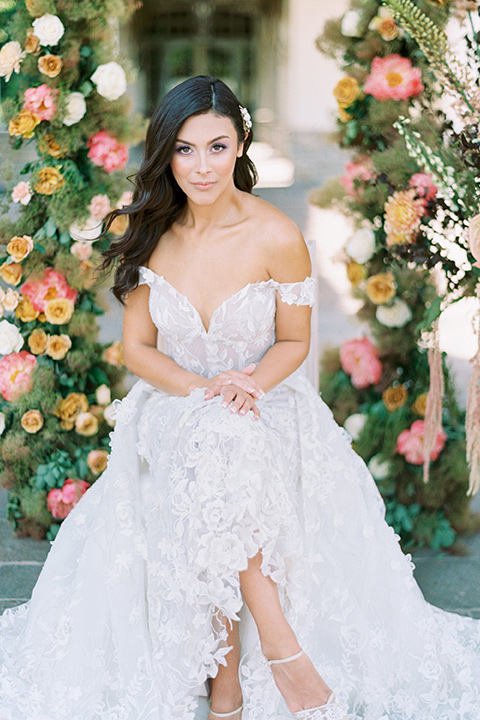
[313,0,477,550]
[0,0,144,540]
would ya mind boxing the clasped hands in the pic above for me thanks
[203,363,264,420]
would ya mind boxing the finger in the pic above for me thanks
[220,386,238,408]
[229,389,249,414]
[251,404,260,421]
[238,394,255,416]
[240,363,256,376]
[222,373,263,398]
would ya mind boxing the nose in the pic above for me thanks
[195,150,211,175]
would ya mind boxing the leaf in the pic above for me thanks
[45,217,57,237]
[34,243,46,254]
[59,231,71,246]
[79,80,93,96]
[80,46,93,57]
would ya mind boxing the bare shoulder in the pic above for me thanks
[244,194,311,282]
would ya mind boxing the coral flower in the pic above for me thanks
[384,189,425,246]
[364,54,424,101]
[0,351,37,401]
[339,336,383,389]
[340,156,374,197]
[396,420,446,465]
[47,478,90,520]
[24,83,57,121]
[409,173,438,212]
[87,131,129,173]
[20,268,77,313]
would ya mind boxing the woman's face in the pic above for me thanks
[170,111,243,205]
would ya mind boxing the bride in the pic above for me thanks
[1,75,480,720]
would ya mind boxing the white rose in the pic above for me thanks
[345,227,376,264]
[96,384,111,406]
[2,290,20,312]
[0,319,24,354]
[0,411,5,436]
[341,10,363,37]
[91,61,127,101]
[103,403,116,427]
[376,299,412,328]
[32,14,65,47]
[63,91,86,126]
[0,41,26,82]
[343,413,367,442]
[69,216,102,242]
[368,454,391,480]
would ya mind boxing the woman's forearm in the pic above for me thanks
[249,339,310,394]
[124,343,205,396]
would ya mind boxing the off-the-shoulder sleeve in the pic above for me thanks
[138,266,156,288]
[274,277,316,307]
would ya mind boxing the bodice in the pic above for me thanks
[138,266,315,377]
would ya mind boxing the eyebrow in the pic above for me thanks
[175,135,230,146]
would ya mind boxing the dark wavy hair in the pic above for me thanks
[100,75,258,303]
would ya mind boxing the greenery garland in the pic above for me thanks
[0,0,144,540]
[313,0,478,550]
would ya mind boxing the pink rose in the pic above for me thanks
[88,193,111,220]
[47,478,90,520]
[24,83,57,121]
[12,181,33,205]
[87,131,129,174]
[409,173,438,212]
[70,241,93,260]
[340,336,383,389]
[0,350,37,401]
[340,156,374,197]
[396,419,446,465]
[364,54,424,102]
[20,267,77,313]
[117,190,133,207]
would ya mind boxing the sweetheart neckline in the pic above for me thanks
[139,265,274,334]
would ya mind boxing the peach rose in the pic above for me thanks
[75,411,99,437]
[25,0,48,16]
[108,214,129,236]
[0,351,37,401]
[44,298,74,324]
[0,263,23,286]
[95,383,111,405]
[6,235,34,263]
[333,76,362,107]
[12,181,33,205]
[70,241,93,261]
[382,384,408,412]
[25,30,41,54]
[102,340,124,367]
[24,83,57,121]
[369,9,400,41]
[396,420,446,465]
[88,194,111,220]
[28,328,48,355]
[2,289,21,312]
[21,409,44,434]
[47,478,90,520]
[46,333,71,360]
[8,109,40,138]
[20,268,77,312]
[364,54,424,101]
[79,260,97,289]
[34,166,65,195]
[87,449,109,475]
[57,392,88,430]
[38,53,62,78]
[339,336,383,389]
[384,189,424,246]
[366,272,396,305]
[38,133,65,158]
[15,297,39,323]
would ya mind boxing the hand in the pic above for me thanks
[218,383,261,421]
[203,363,264,401]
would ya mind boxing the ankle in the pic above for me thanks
[261,639,302,662]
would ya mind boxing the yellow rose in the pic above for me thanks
[44,298,74,324]
[109,214,129,236]
[57,392,88,430]
[6,235,34,263]
[20,409,44,434]
[412,392,428,417]
[365,272,396,305]
[16,296,39,323]
[46,333,72,360]
[102,340,124,367]
[34,167,65,195]
[338,106,352,123]
[38,134,66,158]
[375,17,399,41]
[28,328,48,355]
[87,449,109,475]
[79,260,97,289]
[38,54,63,78]
[0,262,23,286]
[75,412,99,437]
[333,77,361,108]
[25,30,41,54]
[382,385,408,412]
[9,109,40,139]
[346,260,366,286]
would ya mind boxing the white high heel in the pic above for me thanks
[266,650,347,720]
[209,705,243,718]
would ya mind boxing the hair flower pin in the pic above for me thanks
[239,105,252,134]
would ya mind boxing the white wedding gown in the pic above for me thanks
[1,266,480,720]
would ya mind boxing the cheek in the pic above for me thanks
[170,155,189,180]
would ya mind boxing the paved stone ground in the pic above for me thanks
[1,132,479,619]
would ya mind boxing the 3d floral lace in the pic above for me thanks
[1,268,480,719]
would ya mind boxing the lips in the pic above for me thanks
[193,182,215,189]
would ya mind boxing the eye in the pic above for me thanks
[211,143,226,152]
[175,145,191,155]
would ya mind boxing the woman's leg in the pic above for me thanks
[208,615,243,718]
[239,551,332,713]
